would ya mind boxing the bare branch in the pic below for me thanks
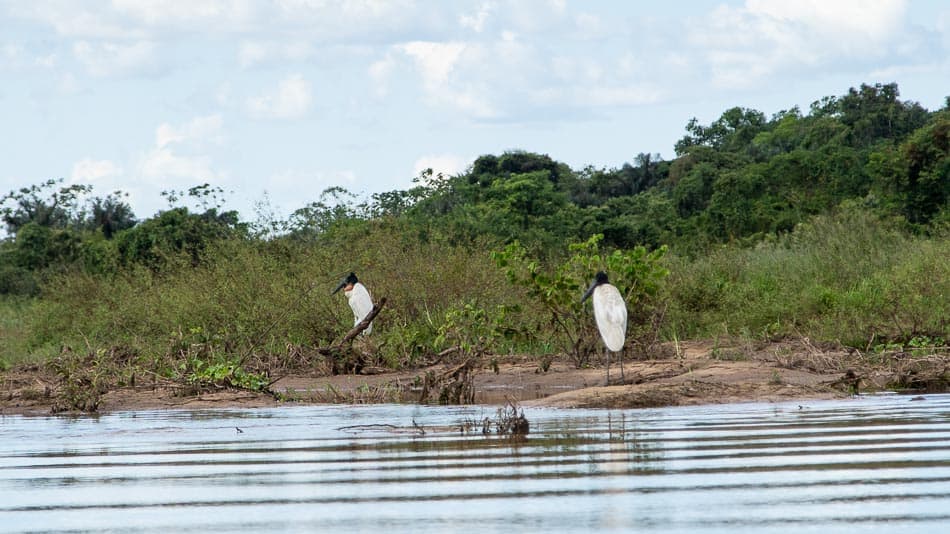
[317,297,387,355]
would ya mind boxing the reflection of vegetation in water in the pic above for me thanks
[604,413,663,474]
[336,410,667,480]
[520,413,663,476]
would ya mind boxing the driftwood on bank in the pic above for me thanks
[314,298,387,374]
[316,297,387,356]
[417,358,475,404]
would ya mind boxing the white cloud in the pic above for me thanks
[573,12,604,37]
[399,40,497,118]
[690,0,910,88]
[136,115,227,189]
[745,0,905,41]
[274,0,416,28]
[155,114,224,149]
[412,154,470,178]
[70,158,123,183]
[7,3,141,39]
[111,0,258,32]
[34,53,57,68]
[246,74,313,119]
[238,41,269,68]
[368,53,396,97]
[72,40,157,77]
[547,0,567,15]
[8,0,423,43]
[139,148,222,183]
[401,41,466,92]
[459,2,494,33]
[1,43,23,64]
[214,82,234,107]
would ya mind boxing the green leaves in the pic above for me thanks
[493,234,670,367]
[185,356,270,392]
[435,300,522,359]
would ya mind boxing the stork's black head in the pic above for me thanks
[581,271,609,303]
[332,272,359,295]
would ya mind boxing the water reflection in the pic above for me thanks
[1,395,949,532]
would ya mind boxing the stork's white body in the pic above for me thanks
[591,284,627,352]
[345,282,374,334]
[582,272,628,385]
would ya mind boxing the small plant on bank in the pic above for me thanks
[163,325,270,394]
[182,356,270,392]
[908,336,946,357]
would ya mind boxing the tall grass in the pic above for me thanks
[0,297,41,369]
[664,209,949,347]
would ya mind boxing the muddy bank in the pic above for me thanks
[2,339,947,415]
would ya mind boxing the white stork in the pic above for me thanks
[581,271,628,385]
[332,272,374,335]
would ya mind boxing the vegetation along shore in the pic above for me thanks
[2,82,948,415]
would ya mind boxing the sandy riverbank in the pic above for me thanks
[2,339,945,415]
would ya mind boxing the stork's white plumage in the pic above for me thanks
[582,271,628,385]
[333,272,374,334]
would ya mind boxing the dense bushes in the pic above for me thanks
[664,209,948,347]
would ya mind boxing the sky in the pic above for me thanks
[2,0,949,226]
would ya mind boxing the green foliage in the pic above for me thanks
[435,300,523,360]
[492,234,669,367]
[676,106,767,155]
[664,208,949,347]
[85,192,136,238]
[180,351,270,392]
[818,82,929,148]
[0,261,39,297]
[11,223,82,270]
[114,207,245,269]
[1,179,91,234]
[1,178,136,237]
[0,180,136,295]
[869,111,950,224]
[0,297,36,369]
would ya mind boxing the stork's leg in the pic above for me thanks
[605,347,610,386]
[619,350,624,384]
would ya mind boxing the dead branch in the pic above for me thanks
[317,298,387,355]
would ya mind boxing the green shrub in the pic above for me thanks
[665,208,948,347]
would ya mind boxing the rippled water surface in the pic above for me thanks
[2,394,950,533]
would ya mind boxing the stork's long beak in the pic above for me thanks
[331,279,347,295]
[581,280,597,304]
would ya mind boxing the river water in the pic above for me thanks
[2,394,949,533]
